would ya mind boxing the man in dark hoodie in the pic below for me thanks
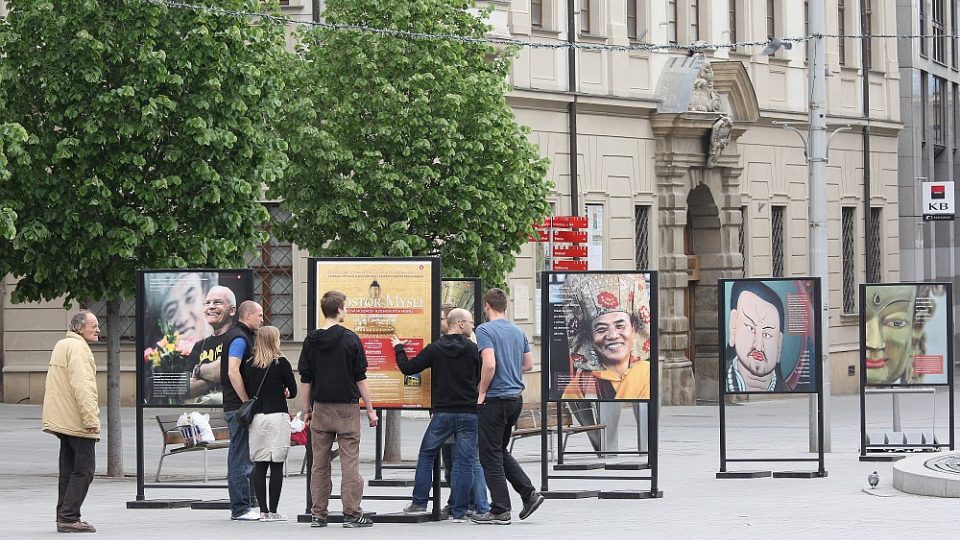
[299,291,378,529]
[391,308,487,522]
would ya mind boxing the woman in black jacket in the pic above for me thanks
[244,326,297,521]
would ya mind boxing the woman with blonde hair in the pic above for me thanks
[244,325,297,521]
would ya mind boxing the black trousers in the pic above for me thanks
[477,397,535,514]
[56,434,96,523]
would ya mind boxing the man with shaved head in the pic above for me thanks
[392,307,489,522]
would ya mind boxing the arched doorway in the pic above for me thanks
[685,183,723,401]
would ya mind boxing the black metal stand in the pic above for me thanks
[538,272,662,499]
[716,277,827,480]
[858,283,955,461]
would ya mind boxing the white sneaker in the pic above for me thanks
[231,509,261,521]
[271,513,288,522]
[259,512,271,522]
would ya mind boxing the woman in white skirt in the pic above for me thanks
[244,326,297,522]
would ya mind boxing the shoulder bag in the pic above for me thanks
[237,360,272,426]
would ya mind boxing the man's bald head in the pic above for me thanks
[237,300,264,331]
[446,308,475,336]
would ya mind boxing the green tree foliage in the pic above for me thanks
[0,122,28,240]
[275,0,552,287]
[0,0,291,475]
[0,0,289,303]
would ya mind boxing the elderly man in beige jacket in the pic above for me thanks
[42,310,101,534]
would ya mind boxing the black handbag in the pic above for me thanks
[237,361,272,426]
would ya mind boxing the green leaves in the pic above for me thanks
[0,0,292,303]
[274,0,552,288]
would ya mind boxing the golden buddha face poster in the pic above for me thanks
[312,258,439,408]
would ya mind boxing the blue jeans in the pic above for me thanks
[412,412,483,518]
[224,410,254,517]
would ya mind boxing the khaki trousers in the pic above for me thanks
[310,402,363,519]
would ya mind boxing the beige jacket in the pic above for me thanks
[42,332,100,439]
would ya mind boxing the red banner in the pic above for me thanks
[553,245,588,258]
[552,230,588,243]
[552,260,588,271]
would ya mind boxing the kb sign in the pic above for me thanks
[922,180,955,221]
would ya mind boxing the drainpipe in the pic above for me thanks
[567,0,579,216]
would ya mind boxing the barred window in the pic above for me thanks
[842,207,856,313]
[247,204,295,340]
[771,206,785,278]
[85,299,136,341]
[635,205,650,269]
[869,207,882,283]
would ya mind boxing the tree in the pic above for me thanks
[274,0,552,290]
[0,122,28,240]
[0,0,291,476]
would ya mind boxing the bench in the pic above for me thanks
[509,402,605,459]
[156,412,231,483]
[156,412,313,482]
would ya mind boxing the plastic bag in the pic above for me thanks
[290,411,308,446]
[176,412,197,447]
[189,412,215,445]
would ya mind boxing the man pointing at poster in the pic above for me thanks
[726,281,785,393]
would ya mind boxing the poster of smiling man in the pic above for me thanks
[137,269,254,406]
[720,278,820,395]
[860,283,952,386]
[546,272,657,401]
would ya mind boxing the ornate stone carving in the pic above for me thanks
[688,59,722,113]
[706,116,733,168]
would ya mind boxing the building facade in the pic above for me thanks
[1,1,903,406]
[897,0,960,357]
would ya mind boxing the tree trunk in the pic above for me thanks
[383,410,402,462]
[106,297,123,477]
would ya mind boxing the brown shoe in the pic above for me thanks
[57,521,96,533]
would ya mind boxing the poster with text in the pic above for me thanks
[137,269,254,406]
[720,278,820,394]
[546,271,657,401]
[860,283,952,386]
[311,258,440,408]
[441,278,481,330]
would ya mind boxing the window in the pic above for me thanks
[531,0,543,28]
[954,83,959,152]
[739,205,747,273]
[635,205,650,269]
[922,73,927,144]
[933,75,945,148]
[933,0,946,63]
[841,207,856,313]
[869,207,882,283]
[921,0,928,57]
[627,0,642,40]
[667,0,678,43]
[690,0,701,42]
[580,0,591,34]
[952,0,958,68]
[838,0,846,65]
[804,0,809,61]
[766,0,776,38]
[247,204,294,340]
[729,1,737,46]
[771,206,784,277]
[85,299,136,342]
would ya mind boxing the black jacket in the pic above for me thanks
[244,356,297,415]
[298,325,367,404]
[394,334,479,413]
[219,322,255,411]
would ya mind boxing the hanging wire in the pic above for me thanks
[131,0,960,55]
[138,0,813,53]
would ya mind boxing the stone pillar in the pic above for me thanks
[656,163,695,405]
